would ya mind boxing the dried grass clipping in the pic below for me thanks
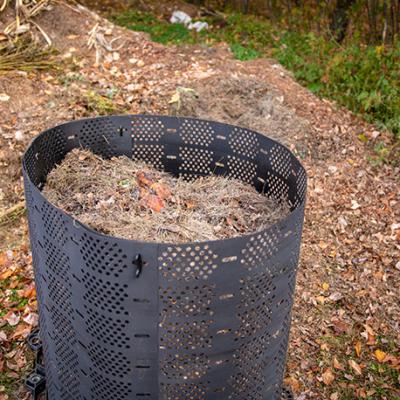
[43,149,290,243]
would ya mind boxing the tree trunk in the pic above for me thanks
[242,0,250,14]
[329,0,356,42]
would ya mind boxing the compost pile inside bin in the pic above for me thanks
[43,149,290,243]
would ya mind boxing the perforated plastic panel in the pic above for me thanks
[23,115,306,400]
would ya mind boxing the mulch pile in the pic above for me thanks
[43,149,290,243]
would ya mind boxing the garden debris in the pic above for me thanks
[42,149,290,243]
[170,10,192,26]
[170,10,208,31]
[87,23,124,66]
[0,200,25,226]
[2,0,52,44]
[170,73,311,148]
[0,37,57,75]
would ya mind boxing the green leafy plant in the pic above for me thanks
[110,9,400,140]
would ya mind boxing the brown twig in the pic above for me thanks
[0,201,26,226]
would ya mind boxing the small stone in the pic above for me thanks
[371,130,380,139]
[137,60,145,67]
[14,130,24,141]
[0,93,10,102]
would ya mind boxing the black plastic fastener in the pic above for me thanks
[133,253,143,278]
[25,372,46,400]
[27,330,42,352]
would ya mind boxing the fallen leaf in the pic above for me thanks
[118,179,130,188]
[358,133,368,143]
[348,359,362,375]
[136,171,154,187]
[0,269,13,280]
[0,331,7,342]
[10,323,31,340]
[333,356,344,370]
[23,313,38,326]
[374,349,387,363]
[350,200,360,209]
[363,324,376,345]
[322,368,335,385]
[143,194,164,213]
[6,361,19,372]
[169,91,180,104]
[318,241,328,250]
[385,354,400,370]
[150,182,171,201]
[3,312,19,326]
[355,341,362,357]
[331,317,350,334]
[284,376,300,392]
[185,200,196,209]
[18,285,36,299]
[329,292,343,302]
[320,343,329,351]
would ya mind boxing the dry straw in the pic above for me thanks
[43,149,290,243]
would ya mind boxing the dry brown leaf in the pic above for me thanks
[0,331,7,343]
[331,317,350,334]
[364,325,376,345]
[136,171,154,187]
[333,356,344,370]
[348,359,362,375]
[0,269,13,280]
[386,355,400,370]
[320,343,329,351]
[18,285,36,299]
[374,349,387,363]
[322,368,335,385]
[10,323,31,340]
[185,200,196,209]
[3,312,19,327]
[23,313,38,326]
[150,182,171,200]
[142,194,164,213]
[355,341,362,357]
[0,252,7,266]
[318,241,328,250]
[284,376,300,392]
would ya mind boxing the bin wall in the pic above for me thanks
[23,115,306,400]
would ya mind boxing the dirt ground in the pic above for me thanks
[0,2,399,399]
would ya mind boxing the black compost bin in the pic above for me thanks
[22,115,306,400]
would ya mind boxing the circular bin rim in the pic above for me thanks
[22,114,307,248]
